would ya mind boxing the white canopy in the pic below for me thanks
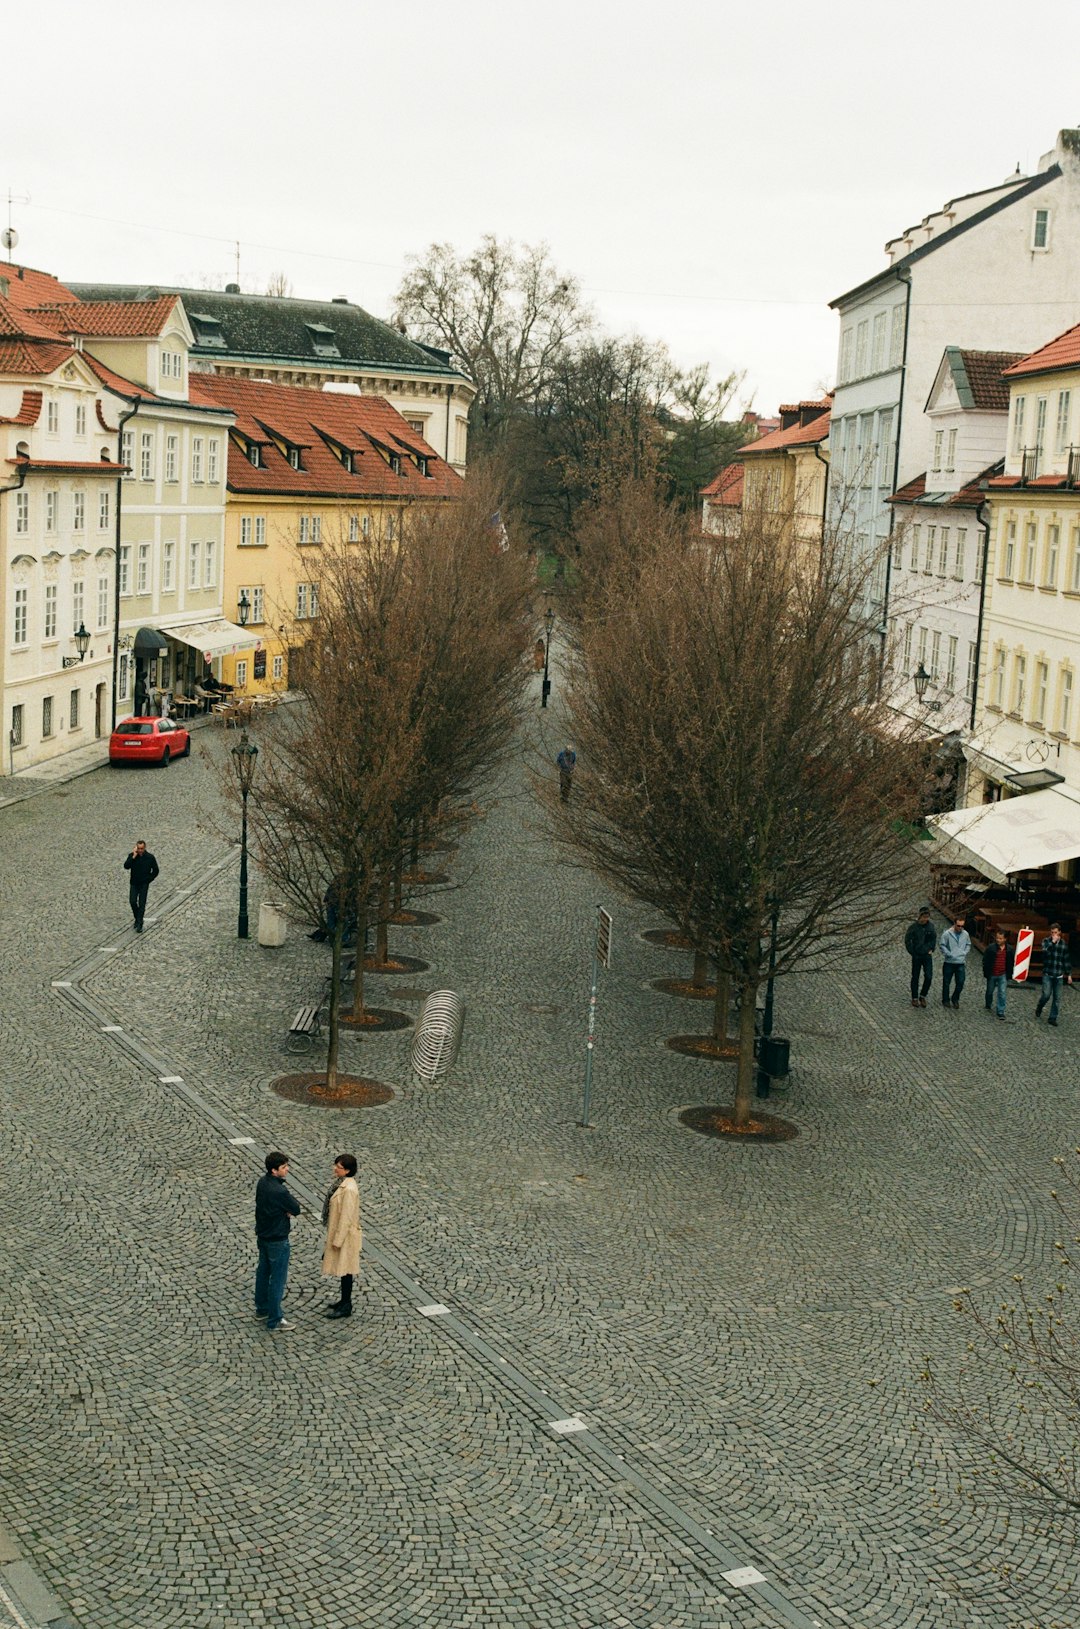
[929,789,1080,884]
[168,618,254,661]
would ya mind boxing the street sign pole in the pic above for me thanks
[580,907,611,1128]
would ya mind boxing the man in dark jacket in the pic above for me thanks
[123,840,159,933]
[982,930,1015,1019]
[904,907,936,1007]
[255,1152,301,1333]
[1035,923,1073,1026]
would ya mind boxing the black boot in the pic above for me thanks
[324,1304,352,1319]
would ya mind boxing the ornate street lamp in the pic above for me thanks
[231,731,259,939]
[62,622,91,669]
[541,606,555,709]
[237,591,251,627]
[912,662,931,703]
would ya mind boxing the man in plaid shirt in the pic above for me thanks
[1035,923,1074,1026]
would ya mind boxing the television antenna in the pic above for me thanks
[3,188,30,260]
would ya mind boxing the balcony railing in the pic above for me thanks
[1021,445,1041,484]
[1067,446,1080,489]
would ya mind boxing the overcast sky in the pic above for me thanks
[6,1,1078,414]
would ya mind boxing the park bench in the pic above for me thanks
[286,1003,323,1053]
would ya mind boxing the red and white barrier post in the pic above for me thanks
[1013,926,1034,983]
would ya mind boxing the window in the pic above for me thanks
[255,516,266,547]
[118,652,130,700]
[854,320,868,376]
[192,437,204,483]
[932,430,943,471]
[288,447,302,470]
[348,513,359,542]
[15,490,28,533]
[240,585,265,623]
[119,545,131,596]
[946,635,958,691]
[75,403,87,436]
[97,576,109,628]
[204,540,216,588]
[1014,654,1027,714]
[937,527,949,577]
[1035,661,1049,724]
[889,304,905,366]
[1060,669,1073,736]
[73,491,85,533]
[99,488,110,531]
[11,703,23,745]
[247,443,261,467]
[140,432,154,481]
[1003,520,1016,578]
[902,623,913,669]
[1055,391,1071,456]
[272,654,284,682]
[871,312,886,373]
[72,579,84,631]
[1072,527,1080,593]
[388,452,401,476]
[162,540,175,592]
[122,429,134,477]
[923,526,935,573]
[137,543,150,594]
[1012,396,1026,457]
[917,626,928,668]
[165,435,178,482]
[362,514,371,539]
[296,582,310,619]
[45,490,58,534]
[47,400,59,433]
[892,531,903,571]
[405,418,425,435]
[240,517,253,547]
[235,658,248,689]
[44,584,57,639]
[877,410,894,485]
[207,439,219,484]
[69,689,80,730]
[954,528,966,581]
[930,629,941,679]
[387,516,396,542]
[911,524,921,567]
[993,647,1006,708]
[1046,524,1060,587]
[966,642,977,703]
[188,541,200,590]
[42,696,53,738]
[839,328,854,384]
[299,517,309,545]
[1032,207,1051,250]
[945,429,957,473]
[1023,523,1037,581]
[311,515,322,544]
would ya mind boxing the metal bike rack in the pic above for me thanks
[411,990,465,1082]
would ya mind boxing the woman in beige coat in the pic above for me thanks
[321,1154,361,1320]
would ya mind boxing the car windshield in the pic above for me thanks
[119,722,155,736]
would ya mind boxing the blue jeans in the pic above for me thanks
[985,974,1007,1016]
[1037,973,1064,1022]
[942,963,966,1005]
[255,1238,291,1329]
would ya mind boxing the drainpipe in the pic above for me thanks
[2,458,29,774]
[878,268,912,690]
[111,399,141,732]
[970,494,993,734]
[445,384,453,465]
[812,438,829,581]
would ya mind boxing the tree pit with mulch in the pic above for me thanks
[666,1034,740,1060]
[387,909,441,927]
[679,1104,798,1142]
[272,1074,396,1108]
[651,977,717,1000]
[641,928,692,951]
[337,1008,412,1032]
[363,954,431,976]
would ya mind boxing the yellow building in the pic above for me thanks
[737,400,831,556]
[189,374,464,692]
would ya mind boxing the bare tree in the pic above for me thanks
[264,270,294,298]
[545,479,926,1128]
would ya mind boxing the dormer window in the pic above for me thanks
[305,322,340,359]
[342,450,355,474]
[389,452,401,475]
[190,313,226,348]
[288,447,302,470]
[417,456,429,477]
[248,443,262,468]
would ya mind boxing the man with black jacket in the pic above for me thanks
[904,907,936,1008]
[123,840,159,933]
[255,1152,301,1333]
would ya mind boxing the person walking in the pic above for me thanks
[939,915,971,1009]
[321,1154,362,1320]
[557,744,576,803]
[1035,923,1074,1026]
[982,929,1015,1020]
[904,907,936,1008]
[255,1151,301,1333]
[123,840,159,933]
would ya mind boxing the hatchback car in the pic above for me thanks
[109,716,191,766]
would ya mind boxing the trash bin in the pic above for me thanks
[258,902,288,948]
[760,1035,790,1078]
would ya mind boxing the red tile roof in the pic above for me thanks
[0,337,77,376]
[0,262,77,309]
[739,402,831,455]
[957,350,1023,411]
[1003,323,1080,380]
[988,470,1079,491]
[701,461,744,503]
[32,297,180,339]
[0,388,43,426]
[6,457,128,472]
[0,295,71,342]
[188,374,464,500]
[890,460,1002,508]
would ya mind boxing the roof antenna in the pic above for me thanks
[3,188,30,262]
[234,239,241,289]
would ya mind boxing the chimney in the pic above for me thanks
[225,283,240,294]
[332,296,349,304]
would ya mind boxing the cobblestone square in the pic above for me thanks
[1,711,1078,1628]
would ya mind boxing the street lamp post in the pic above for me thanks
[231,731,259,939]
[62,622,91,669]
[541,606,555,708]
[237,591,251,627]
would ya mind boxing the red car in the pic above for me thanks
[109,716,191,766]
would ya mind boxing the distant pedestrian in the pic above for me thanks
[557,744,576,803]
[982,929,1014,1020]
[904,907,936,1007]
[1035,923,1073,1027]
[321,1154,362,1320]
[123,840,159,933]
[939,915,971,1008]
[134,674,148,716]
[255,1151,301,1333]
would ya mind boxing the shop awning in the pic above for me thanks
[928,789,1080,883]
[167,618,254,661]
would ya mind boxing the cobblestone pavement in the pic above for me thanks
[1,703,1078,1628]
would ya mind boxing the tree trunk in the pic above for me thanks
[342,880,367,1020]
[711,969,730,1041]
[324,917,343,1090]
[733,982,758,1127]
[392,853,403,913]
[692,949,709,991]
[374,873,391,965]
